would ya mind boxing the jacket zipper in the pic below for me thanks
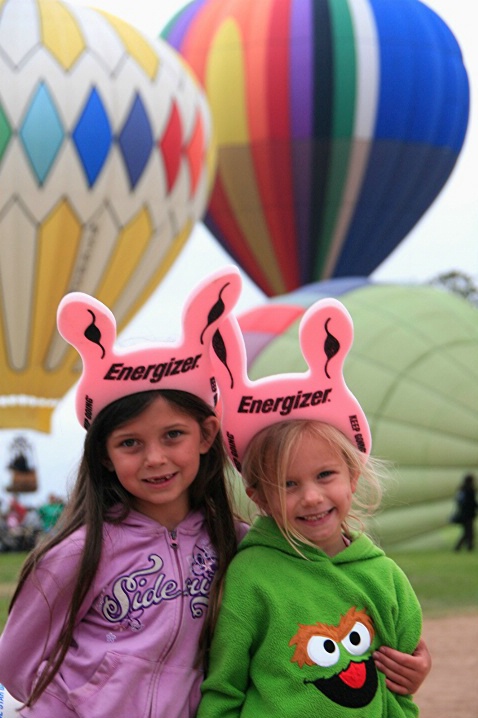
[167,529,184,652]
[148,529,186,717]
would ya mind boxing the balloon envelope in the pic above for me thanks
[0,0,215,432]
[163,0,469,296]
[239,280,478,547]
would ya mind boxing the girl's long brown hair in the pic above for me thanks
[10,390,241,705]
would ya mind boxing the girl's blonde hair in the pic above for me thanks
[242,419,386,552]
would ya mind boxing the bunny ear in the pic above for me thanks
[212,295,371,472]
[182,266,243,348]
[57,266,243,429]
[210,312,249,393]
[299,298,354,380]
[57,293,117,364]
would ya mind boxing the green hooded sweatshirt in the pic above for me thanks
[198,516,421,717]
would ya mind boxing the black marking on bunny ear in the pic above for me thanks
[324,317,340,379]
[84,309,105,359]
[212,329,234,388]
[200,281,231,345]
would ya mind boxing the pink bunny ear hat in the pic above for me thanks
[210,297,371,473]
[57,266,242,429]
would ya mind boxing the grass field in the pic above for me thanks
[1,528,477,632]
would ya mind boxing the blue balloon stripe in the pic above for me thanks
[73,87,112,187]
[372,0,468,149]
[420,7,469,150]
[334,142,457,275]
[118,93,154,189]
[20,82,64,185]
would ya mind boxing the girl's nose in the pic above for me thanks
[301,484,324,505]
[144,443,166,466]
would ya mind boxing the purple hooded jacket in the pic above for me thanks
[0,508,247,717]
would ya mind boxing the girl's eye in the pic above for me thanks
[285,480,297,489]
[166,429,183,440]
[121,438,138,448]
[318,470,334,480]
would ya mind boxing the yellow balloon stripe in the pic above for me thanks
[207,19,248,144]
[97,10,159,80]
[0,405,54,433]
[39,0,85,70]
[117,219,194,333]
[206,20,284,294]
[95,207,153,309]
[31,199,82,366]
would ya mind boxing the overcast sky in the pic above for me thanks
[1,0,476,506]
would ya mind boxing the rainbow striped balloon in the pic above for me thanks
[163,0,469,296]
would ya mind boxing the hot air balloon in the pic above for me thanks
[0,0,215,433]
[163,0,470,296]
[5,435,38,493]
[238,279,478,548]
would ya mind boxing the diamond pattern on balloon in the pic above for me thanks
[185,110,205,196]
[0,104,12,163]
[20,82,65,185]
[160,100,182,192]
[73,87,113,187]
[118,92,153,189]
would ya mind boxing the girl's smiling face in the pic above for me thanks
[267,432,358,556]
[104,395,218,529]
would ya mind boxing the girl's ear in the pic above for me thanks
[245,486,266,510]
[102,456,115,472]
[350,468,360,493]
[199,415,220,454]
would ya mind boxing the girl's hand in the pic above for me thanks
[373,638,432,695]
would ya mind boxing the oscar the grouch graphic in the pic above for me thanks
[289,607,378,709]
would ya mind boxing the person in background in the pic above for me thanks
[453,473,478,551]
[38,494,65,534]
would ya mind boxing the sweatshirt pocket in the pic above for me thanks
[66,652,154,718]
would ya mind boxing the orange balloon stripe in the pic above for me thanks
[247,0,299,290]
[233,0,298,291]
[266,2,292,141]
[180,1,230,83]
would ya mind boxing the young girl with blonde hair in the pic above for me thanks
[198,294,428,717]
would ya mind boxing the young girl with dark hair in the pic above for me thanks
[0,269,247,718]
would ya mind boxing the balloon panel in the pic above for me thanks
[163,0,469,295]
[369,499,454,547]
[0,0,215,432]
[239,281,478,545]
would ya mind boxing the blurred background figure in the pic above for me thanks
[38,493,65,535]
[453,474,478,551]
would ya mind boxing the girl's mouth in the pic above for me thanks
[143,473,175,485]
[299,509,332,522]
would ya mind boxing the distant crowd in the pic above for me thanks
[0,493,65,552]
